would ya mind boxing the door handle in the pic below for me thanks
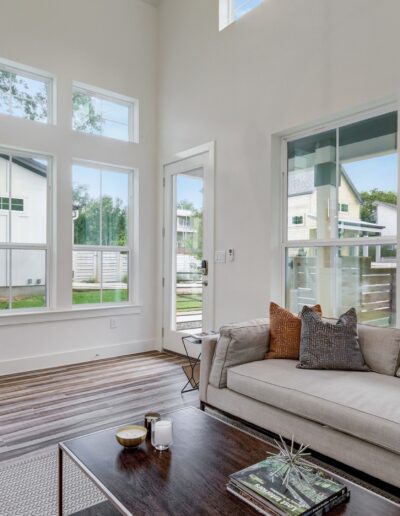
[201,259,208,276]
[202,280,208,287]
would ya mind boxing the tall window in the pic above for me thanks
[0,149,49,310]
[72,162,132,305]
[284,110,398,327]
[72,83,136,143]
[0,60,53,124]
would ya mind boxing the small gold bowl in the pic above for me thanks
[115,425,147,448]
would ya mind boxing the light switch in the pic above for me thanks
[228,248,235,262]
[215,251,226,264]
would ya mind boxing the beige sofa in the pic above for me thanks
[199,319,400,488]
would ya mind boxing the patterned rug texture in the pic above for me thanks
[0,446,105,516]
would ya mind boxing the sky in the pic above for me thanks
[234,0,263,19]
[74,165,204,214]
[177,175,203,211]
[343,153,397,193]
[73,164,129,206]
[74,151,397,214]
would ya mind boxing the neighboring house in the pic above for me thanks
[374,201,397,237]
[288,166,385,241]
[0,154,47,295]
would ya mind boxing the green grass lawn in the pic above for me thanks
[73,289,129,304]
[0,289,129,309]
[0,295,46,310]
[176,293,202,312]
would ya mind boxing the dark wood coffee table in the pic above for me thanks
[59,406,399,516]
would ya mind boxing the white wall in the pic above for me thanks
[0,0,159,374]
[158,0,400,329]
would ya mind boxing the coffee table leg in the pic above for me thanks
[58,445,63,516]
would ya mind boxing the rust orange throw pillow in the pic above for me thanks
[266,302,322,359]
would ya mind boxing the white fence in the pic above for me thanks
[73,252,128,283]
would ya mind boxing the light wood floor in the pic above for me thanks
[0,351,198,462]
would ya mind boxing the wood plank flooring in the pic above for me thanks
[0,351,198,462]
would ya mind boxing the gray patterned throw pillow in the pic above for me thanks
[297,306,369,371]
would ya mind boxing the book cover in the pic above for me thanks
[230,457,347,516]
[227,481,350,516]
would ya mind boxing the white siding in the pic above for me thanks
[376,204,397,237]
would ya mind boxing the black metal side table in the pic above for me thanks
[181,335,203,394]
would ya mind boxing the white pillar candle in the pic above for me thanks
[154,420,172,446]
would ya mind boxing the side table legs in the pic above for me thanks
[181,337,201,394]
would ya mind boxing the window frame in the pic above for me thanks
[0,58,55,125]
[219,0,264,30]
[0,146,53,315]
[72,160,137,308]
[72,82,139,144]
[280,103,400,326]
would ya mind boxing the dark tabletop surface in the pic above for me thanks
[63,406,400,516]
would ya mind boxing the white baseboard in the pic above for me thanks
[0,338,160,376]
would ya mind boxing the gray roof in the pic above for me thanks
[0,154,47,177]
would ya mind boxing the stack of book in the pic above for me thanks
[227,457,350,515]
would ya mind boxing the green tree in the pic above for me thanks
[73,185,127,246]
[0,70,47,121]
[72,91,104,133]
[360,189,397,223]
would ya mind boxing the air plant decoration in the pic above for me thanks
[267,435,314,488]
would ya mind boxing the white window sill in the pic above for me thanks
[0,304,142,326]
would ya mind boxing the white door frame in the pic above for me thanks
[162,142,215,355]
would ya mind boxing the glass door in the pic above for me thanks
[163,144,214,356]
[174,171,204,332]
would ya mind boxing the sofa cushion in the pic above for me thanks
[227,360,400,453]
[208,319,269,388]
[266,302,322,360]
[298,307,369,371]
[358,324,400,376]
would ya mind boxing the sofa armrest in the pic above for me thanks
[209,318,269,389]
[199,336,218,403]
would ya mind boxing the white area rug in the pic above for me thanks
[0,446,105,516]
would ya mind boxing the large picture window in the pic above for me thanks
[284,110,398,327]
[0,149,50,310]
[72,162,132,306]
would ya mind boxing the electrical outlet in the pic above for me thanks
[110,318,117,329]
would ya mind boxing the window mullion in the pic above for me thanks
[9,248,12,309]
[8,155,11,243]
[99,169,103,300]
[333,126,339,317]
[396,106,400,328]
[100,251,103,303]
